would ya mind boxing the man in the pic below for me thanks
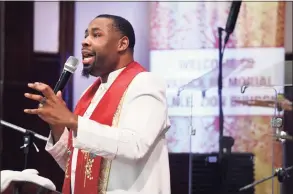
[24,14,171,194]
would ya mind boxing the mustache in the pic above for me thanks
[81,48,96,55]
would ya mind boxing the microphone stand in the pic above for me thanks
[218,27,234,194]
[218,26,225,194]
[21,130,36,169]
[239,166,293,192]
[218,0,242,161]
[218,27,225,161]
[0,120,48,169]
[177,89,196,194]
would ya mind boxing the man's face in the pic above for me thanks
[81,18,120,78]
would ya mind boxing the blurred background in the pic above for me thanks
[0,1,292,194]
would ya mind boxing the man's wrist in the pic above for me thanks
[66,114,78,132]
[50,127,64,144]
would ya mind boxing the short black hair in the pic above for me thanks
[95,14,135,52]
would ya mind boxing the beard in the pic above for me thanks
[81,53,97,78]
[82,63,94,78]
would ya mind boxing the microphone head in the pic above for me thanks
[225,1,242,34]
[64,56,79,73]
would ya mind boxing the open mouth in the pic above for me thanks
[82,50,96,64]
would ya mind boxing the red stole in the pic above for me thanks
[62,62,146,194]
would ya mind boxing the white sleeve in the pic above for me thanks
[44,82,96,169]
[72,72,170,160]
[45,129,69,171]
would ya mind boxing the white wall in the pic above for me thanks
[73,2,150,106]
[34,2,59,53]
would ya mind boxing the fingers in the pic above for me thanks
[24,93,44,102]
[28,82,55,99]
[24,93,49,109]
[24,108,41,114]
[56,91,62,99]
[56,91,66,105]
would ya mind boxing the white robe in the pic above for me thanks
[45,68,171,194]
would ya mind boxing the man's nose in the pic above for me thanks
[82,38,90,47]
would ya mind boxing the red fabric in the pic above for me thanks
[62,62,146,194]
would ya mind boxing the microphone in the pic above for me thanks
[225,1,242,35]
[53,56,79,93]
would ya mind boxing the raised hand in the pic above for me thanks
[24,82,77,131]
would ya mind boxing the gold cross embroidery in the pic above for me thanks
[82,151,97,187]
[64,148,71,178]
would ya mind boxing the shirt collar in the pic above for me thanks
[100,67,125,88]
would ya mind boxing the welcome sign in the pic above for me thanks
[150,2,285,194]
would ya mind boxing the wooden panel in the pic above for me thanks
[59,1,75,111]
[3,2,33,83]
[1,1,34,172]
[27,52,64,190]
[2,52,64,190]
[30,52,61,86]
[1,2,64,191]
[285,53,293,61]
[0,1,5,171]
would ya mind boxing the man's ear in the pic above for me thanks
[117,36,129,52]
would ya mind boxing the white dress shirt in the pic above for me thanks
[45,68,171,194]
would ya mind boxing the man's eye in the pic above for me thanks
[93,33,100,38]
